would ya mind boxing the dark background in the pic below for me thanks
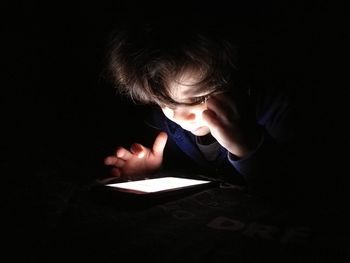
[3,1,347,180]
[2,1,348,261]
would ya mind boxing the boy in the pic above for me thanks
[103,23,297,199]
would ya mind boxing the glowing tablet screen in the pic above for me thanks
[105,176,211,194]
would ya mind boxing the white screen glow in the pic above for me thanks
[106,176,211,193]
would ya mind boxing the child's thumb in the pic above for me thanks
[152,132,168,156]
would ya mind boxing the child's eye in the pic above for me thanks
[191,96,208,105]
[160,95,209,109]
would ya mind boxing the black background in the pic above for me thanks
[3,1,347,180]
[2,0,347,205]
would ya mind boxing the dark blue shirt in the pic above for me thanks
[148,85,297,198]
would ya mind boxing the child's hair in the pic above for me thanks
[106,23,239,107]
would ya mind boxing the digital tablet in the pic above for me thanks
[104,176,213,195]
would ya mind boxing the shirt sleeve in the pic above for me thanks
[226,82,299,200]
[227,129,277,176]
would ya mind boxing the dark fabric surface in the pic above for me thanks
[7,168,349,263]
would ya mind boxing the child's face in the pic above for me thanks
[160,72,212,136]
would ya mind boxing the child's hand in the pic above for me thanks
[104,132,168,179]
[202,93,260,158]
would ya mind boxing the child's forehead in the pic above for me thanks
[169,71,207,99]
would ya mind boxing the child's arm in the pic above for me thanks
[203,91,296,199]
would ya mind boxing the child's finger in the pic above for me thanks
[104,156,116,165]
[130,143,146,158]
[207,94,239,121]
[111,167,121,177]
[104,156,126,167]
[152,132,168,156]
[116,147,133,160]
[202,109,220,128]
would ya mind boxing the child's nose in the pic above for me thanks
[173,108,196,121]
